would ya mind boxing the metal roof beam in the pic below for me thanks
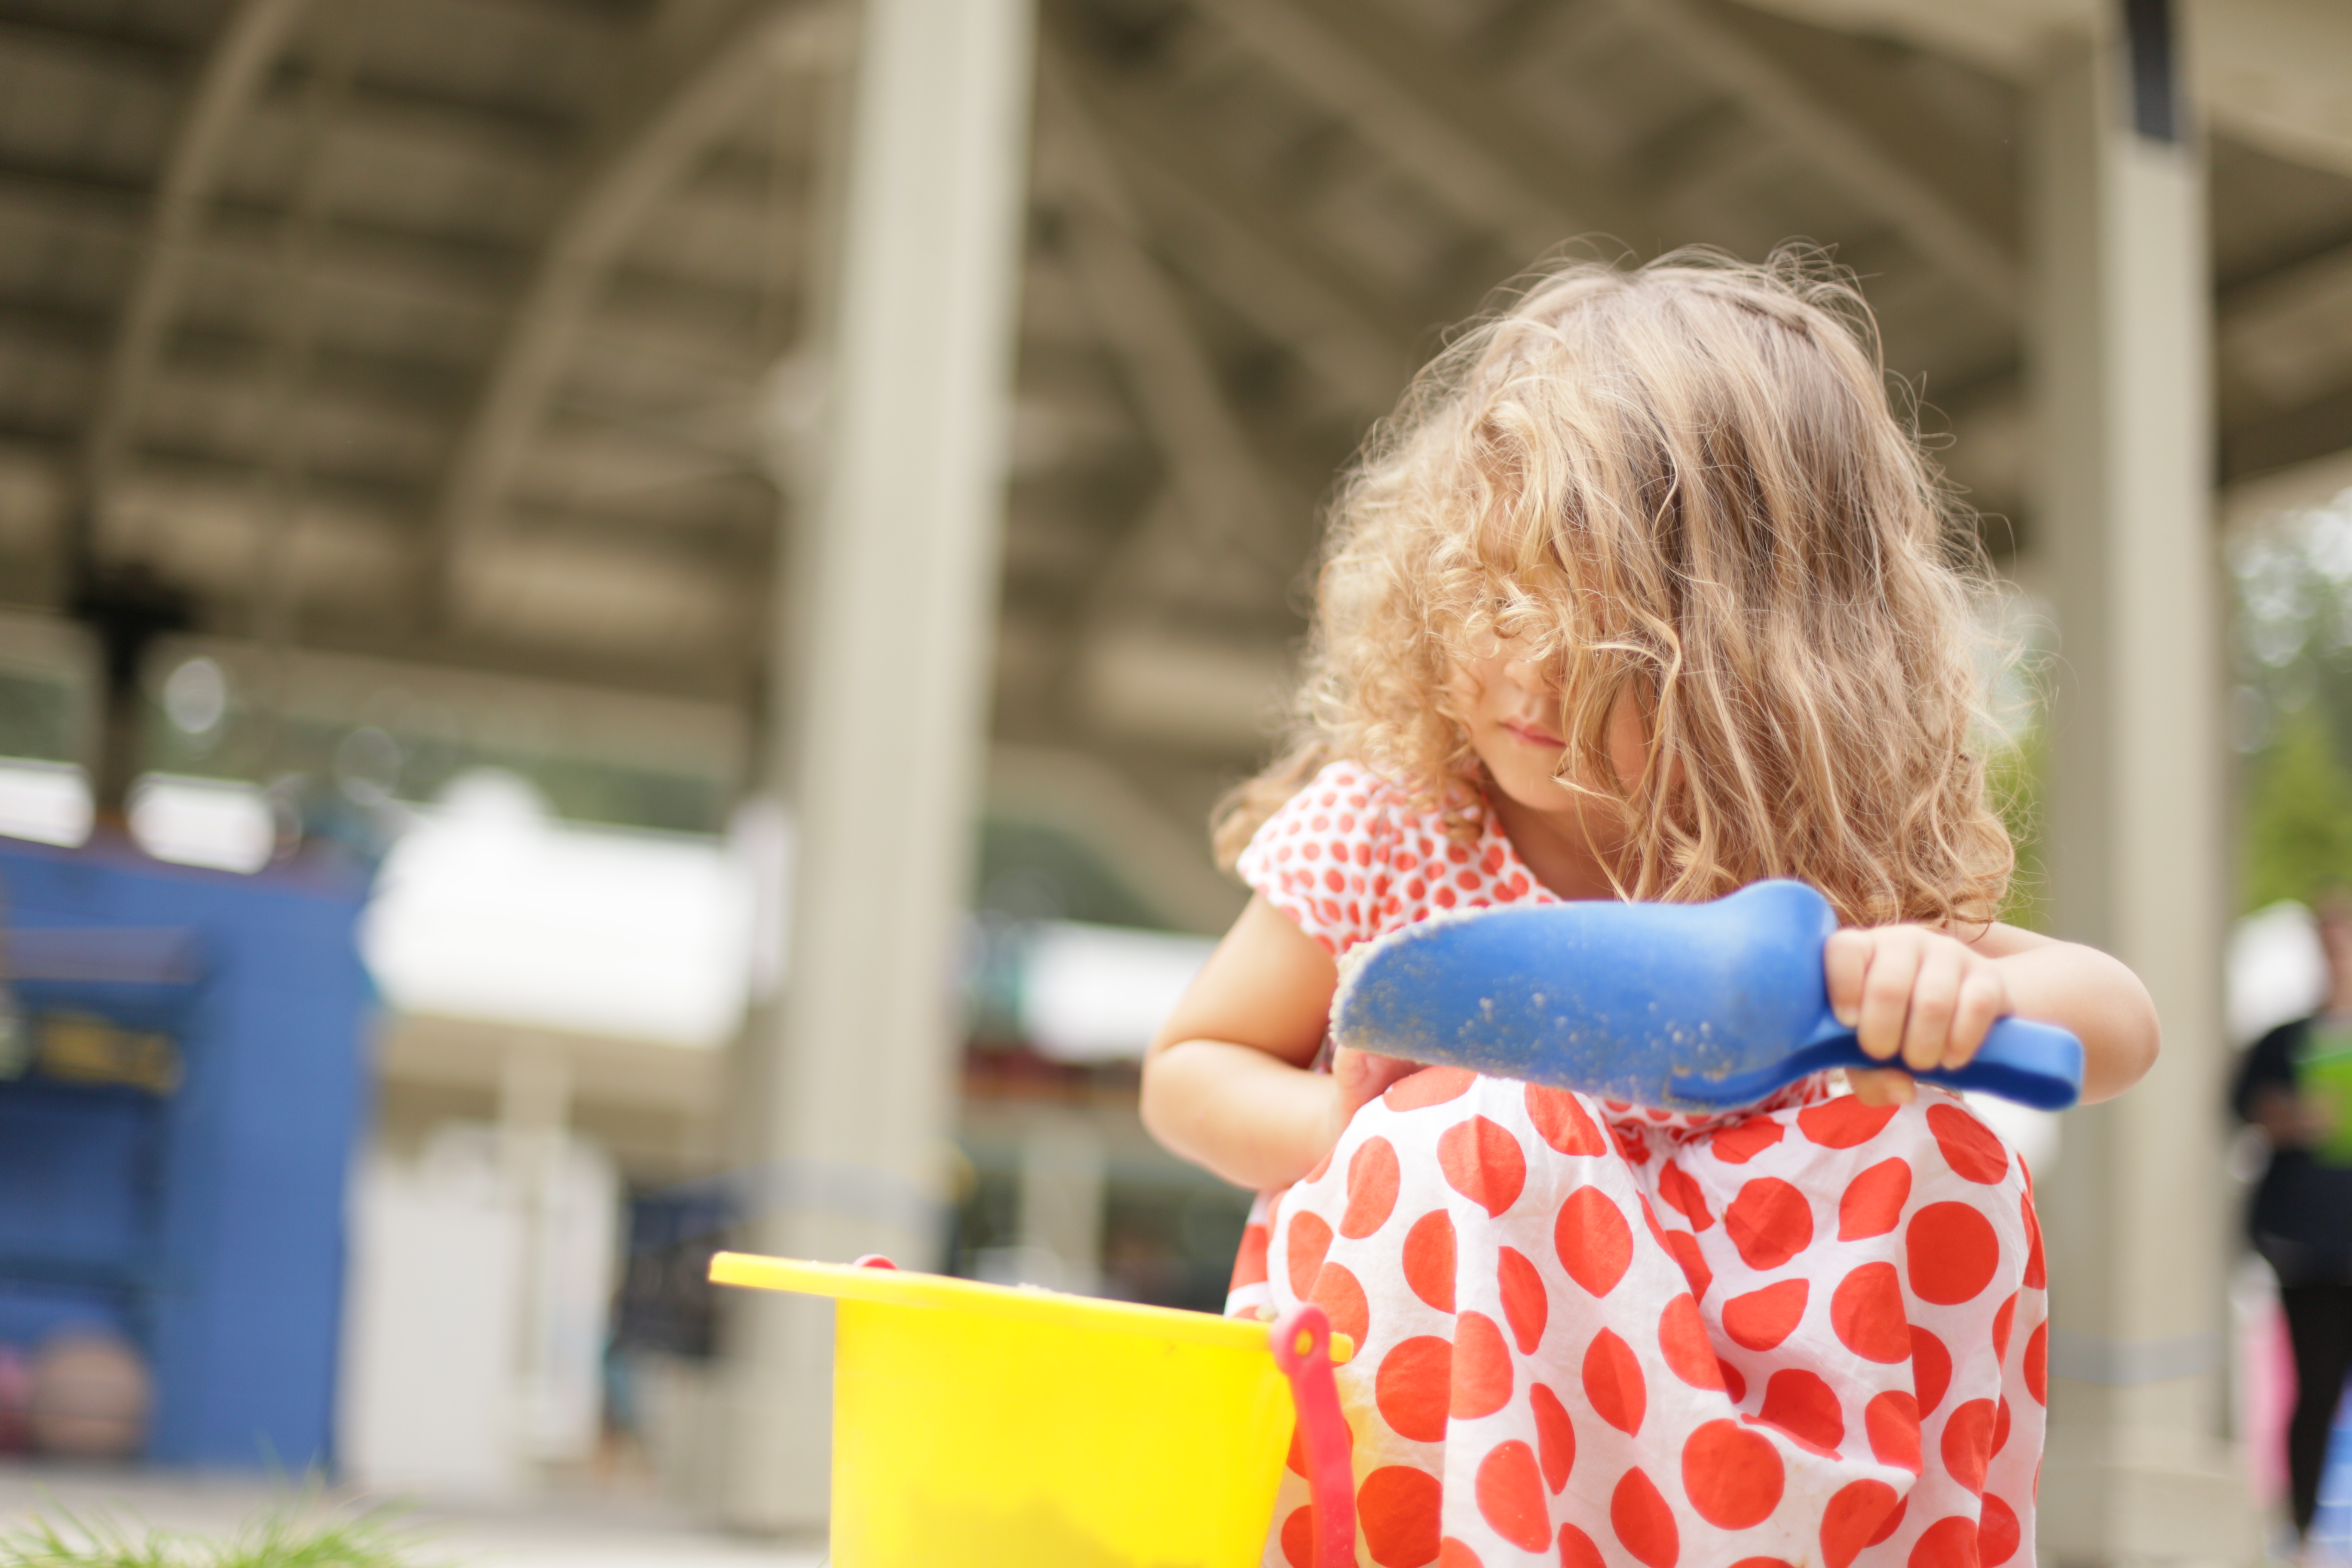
[257,67,577,168]
[1188,0,1656,263]
[75,0,316,570]
[0,14,185,82]
[1602,0,2019,316]
[1051,53,1418,416]
[1035,62,1296,593]
[426,0,823,620]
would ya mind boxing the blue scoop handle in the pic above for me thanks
[1673,1014,2083,1111]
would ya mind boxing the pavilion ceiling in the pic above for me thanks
[0,0,2343,859]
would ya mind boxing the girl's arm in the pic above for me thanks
[1827,921,2160,1106]
[1142,894,1420,1190]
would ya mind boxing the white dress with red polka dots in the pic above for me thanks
[1227,761,2046,1568]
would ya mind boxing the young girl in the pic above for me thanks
[1142,252,2159,1568]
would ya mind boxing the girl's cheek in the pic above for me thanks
[1605,692,1653,790]
[1447,660,1496,720]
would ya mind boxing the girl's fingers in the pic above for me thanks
[1847,1066,1917,1107]
[1948,969,2007,1064]
[1855,932,1922,1061]
[1334,1048,1420,1113]
[1823,929,1870,1027]
[1900,946,1966,1073]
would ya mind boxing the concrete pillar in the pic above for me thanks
[1018,1113,1107,1293]
[2026,4,2256,1560]
[721,0,1035,1533]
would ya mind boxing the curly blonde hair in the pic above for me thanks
[1214,248,2013,930]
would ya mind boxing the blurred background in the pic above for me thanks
[0,0,2339,1561]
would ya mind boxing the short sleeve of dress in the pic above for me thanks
[1233,760,1400,956]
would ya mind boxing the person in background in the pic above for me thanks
[2238,892,2352,1544]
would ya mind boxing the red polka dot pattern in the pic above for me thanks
[1439,1117,1528,1217]
[1403,1210,1457,1312]
[1759,1368,1845,1453]
[1682,1419,1785,1528]
[1558,1524,1608,1568]
[1452,1313,1513,1419]
[1980,1496,2022,1565]
[1941,1399,1995,1494]
[1498,1246,1548,1352]
[1378,1335,1453,1443]
[1556,1187,1633,1297]
[1912,1326,1953,1415]
[1310,1260,1370,1346]
[1820,1481,1902,1568]
[1709,1116,1785,1164]
[1724,1279,1810,1351]
[1725,1179,1814,1271]
[1237,760,1562,957]
[1831,1262,1912,1363]
[1637,1193,1672,1252]
[1927,1103,2009,1185]
[1907,1516,1979,1568]
[1281,1506,1315,1568]
[1526,1084,1607,1155]
[1907,1203,2000,1305]
[1530,1380,1575,1492]
[1288,1212,1334,1299]
[1864,1390,1922,1472]
[1358,1465,1443,1568]
[1231,1221,1268,1289]
[1226,766,2044,1568]
[1838,1158,1912,1241]
[1476,1441,1553,1551]
[1799,1096,1899,1149]
[1584,1328,1648,1435]
[1663,1229,1713,1300]
[1658,1293,1726,1390]
[1611,1468,1681,1568]
[1343,1138,1403,1237]
[1657,1161,1714,1231]
[1387,1065,1476,1112]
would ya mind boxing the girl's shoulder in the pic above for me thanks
[1238,759,1424,855]
[1234,759,1544,955]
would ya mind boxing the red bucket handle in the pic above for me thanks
[1270,1305,1356,1568]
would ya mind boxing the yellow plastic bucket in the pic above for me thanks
[709,1252,1354,1568]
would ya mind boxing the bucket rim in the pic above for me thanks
[710,1250,1298,1355]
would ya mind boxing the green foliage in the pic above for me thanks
[1984,727,2047,933]
[2242,704,2352,912]
[0,1504,429,1568]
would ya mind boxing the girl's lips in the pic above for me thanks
[1504,721,1566,750]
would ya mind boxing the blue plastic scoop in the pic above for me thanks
[1329,879,2082,1111]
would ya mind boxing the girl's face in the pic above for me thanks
[1455,651,1649,849]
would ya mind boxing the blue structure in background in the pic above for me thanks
[0,836,372,1470]
[2318,1387,2352,1562]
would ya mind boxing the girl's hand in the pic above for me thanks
[1322,1047,1426,1149]
[1824,924,2012,1108]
